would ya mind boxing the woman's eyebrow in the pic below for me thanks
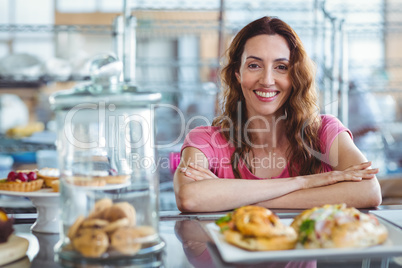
[246,56,263,61]
[246,56,289,62]
[275,58,289,62]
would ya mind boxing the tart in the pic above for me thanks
[0,170,43,192]
[66,176,107,187]
[37,168,60,188]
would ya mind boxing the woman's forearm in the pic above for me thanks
[174,176,304,212]
[255,178,382,209]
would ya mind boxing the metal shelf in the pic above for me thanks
[0,135,55,153]
[0,24,113,34]
[0,75,89,86]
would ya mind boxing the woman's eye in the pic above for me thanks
[277,64,288,70]
[248,63,259,69]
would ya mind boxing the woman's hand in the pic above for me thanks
[179,163,218,181]
[301,161,379,189]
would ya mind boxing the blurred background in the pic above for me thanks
[0,0,402,208]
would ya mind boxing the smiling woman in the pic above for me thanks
[173,16,382,213]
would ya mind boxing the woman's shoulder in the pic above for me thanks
[188,125,221,135]
[320,114,343,125]
[184,125,230,148]
[318,114,352,140]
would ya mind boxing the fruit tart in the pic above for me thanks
[0,170,43,192]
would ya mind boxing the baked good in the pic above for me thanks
[6,122,44,138]
[50,180,59,192]
[0,209,13,243]
[88,198,113,219]
[216,205,297,251]
[290,203,388,249]
[66,176,107,187]
[102,202,136,227]
[0,170,43,192]
[65,174,129,187]
[67,198,154,257]
[37,168,59,188]
[111,226,157,255]
[72,229,109,257]
[104,174,130,184]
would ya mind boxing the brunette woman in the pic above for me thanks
[174,16,381,212]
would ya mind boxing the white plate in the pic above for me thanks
[370,210,402,229]
[0,188,59,197]
[206,217,402,263]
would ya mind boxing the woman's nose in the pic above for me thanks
[260,68,275,86]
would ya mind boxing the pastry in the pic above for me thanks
[67,215,85,240]
[81,219,109,229]
[37,168,59,188]
[88,198,113,219]
[102,202,136,227]
[50,180,59,192]
[72,229,109,257]
[290,203,388,248]
[102,218,130,234]
[216,205,297,251]
[66,199,151,257]
[66,176,107,187]
[104,174,130,184]
[0,170,43,192]
[110,226,156,255]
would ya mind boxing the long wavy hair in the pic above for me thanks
[212,16,323,178]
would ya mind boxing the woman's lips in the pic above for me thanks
[254,90,279,101]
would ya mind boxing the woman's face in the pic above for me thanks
[236,34,292,118]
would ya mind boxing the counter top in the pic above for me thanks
[2,206,402,268]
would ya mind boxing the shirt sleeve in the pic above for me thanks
[319,114,353,164]
[181,126,217,168]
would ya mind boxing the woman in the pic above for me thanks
[174,16,382,212]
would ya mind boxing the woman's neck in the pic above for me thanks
[247,114,288,151]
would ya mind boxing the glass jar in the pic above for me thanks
[51,55,164,263]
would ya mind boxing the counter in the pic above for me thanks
[3,206,402,268]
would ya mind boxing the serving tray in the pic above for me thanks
[206,217,402,263]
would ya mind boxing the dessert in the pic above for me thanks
[65,171,129,187]
[37,168,60,188]
[0,170,43,192]
[66,176,107,187]
[290,203,388,248]
[67,198,156,258]
[215,205,297,251]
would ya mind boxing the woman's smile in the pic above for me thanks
[254,90,279,101]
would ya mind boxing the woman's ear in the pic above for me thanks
[235,72,241,83]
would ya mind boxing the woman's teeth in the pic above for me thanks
[255,91,278,98]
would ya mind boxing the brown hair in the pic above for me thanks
[212,16,323,177]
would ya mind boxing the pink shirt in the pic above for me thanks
[181,114,352,179]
